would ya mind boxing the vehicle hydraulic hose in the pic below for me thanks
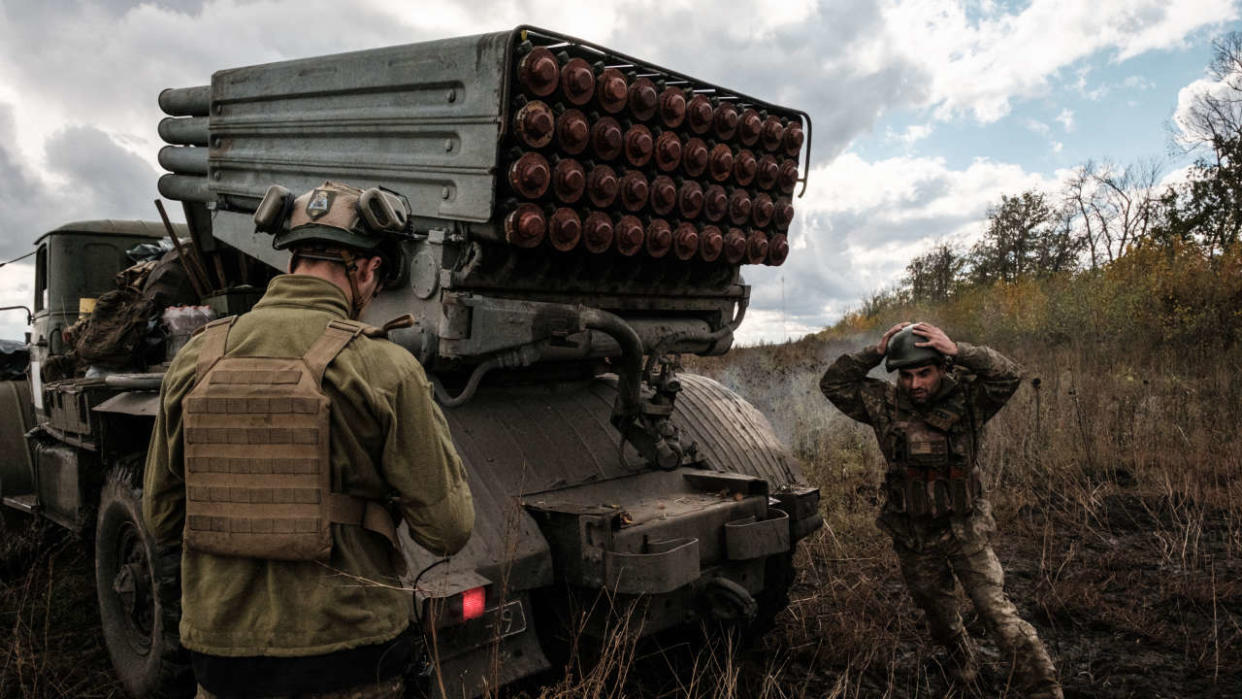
[431,358,500,408]
[578,307,644,419]
[642,294,748,382]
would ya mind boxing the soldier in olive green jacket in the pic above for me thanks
[820,322,1061,699]
[144,182,474,698]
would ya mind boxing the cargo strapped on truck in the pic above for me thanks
[182,317,396,561]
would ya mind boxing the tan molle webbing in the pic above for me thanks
[183,318,396,561]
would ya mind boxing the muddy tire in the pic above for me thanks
[752,551,795,633]
[95,464,192,697]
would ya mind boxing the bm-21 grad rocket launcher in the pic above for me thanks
[152,25,821,697]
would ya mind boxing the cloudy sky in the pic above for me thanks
[0,0,1237,344]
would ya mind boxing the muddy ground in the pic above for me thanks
[2,483,1239,698]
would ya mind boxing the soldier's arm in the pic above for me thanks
[819,345,887,425]
[379,364,474,557]
[955,342,1023,421]
[142,350,197,548]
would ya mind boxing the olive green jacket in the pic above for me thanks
[143,275,474,657]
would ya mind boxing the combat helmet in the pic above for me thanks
[253,181,411,316]
[884,324,943,372]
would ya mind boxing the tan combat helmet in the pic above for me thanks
[253,181,411,317]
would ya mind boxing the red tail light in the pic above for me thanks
[461,586,486,621]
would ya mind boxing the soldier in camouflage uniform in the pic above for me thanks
[145,182,474,698]
[820,322,1062,698]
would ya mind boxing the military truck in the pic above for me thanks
[0,26,821,697]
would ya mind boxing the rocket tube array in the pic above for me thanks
[503,43,801,266]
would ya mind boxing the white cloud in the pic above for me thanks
[0,0,1231,350]
[0,263,34,343]
[880,0,1237,122]
[886,123,934,146]
[1025,119,1052,137]
[737,152,1067,342]
[1056,108,1075,132]
[1172,73,1242,147]
[1123,75,1156,91]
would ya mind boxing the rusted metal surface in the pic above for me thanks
[645,219,672,258]
[682,137,708,177]
[783,118,805,156]
[756,154,779,190]
[708,143,734,182]
[774,197,794,229]
[518,46,559,96]
[727,189,752,226]
[658,86,686,128]
[677,180,704,219]
[778,159,799,194]
[590,116,623,161]
[752,192,774,228]
[673,223,698,261]
[596,68,628,114]
[619,170,649,212]
[650,175,677,216]
[586,164,618,208]
[746,230,769,264]
[653,130,682,172]
[515,100,554,148]
[698,225,723,262]
[504,204,545,248]
[508,152,551,199]
[686,94,713,134]
[615,215,644,256]
[703,184,727,222]
[582,212,614,254]
[713,102,739,140]
[767,234,789,266]
[552,158,585,203]
[723,228,747,264]
[548,208,581,252]
[738,107,762,146]
[760,115,784,152]
[623,124,653,167]
[560,57,595,105]
[733,148,757,186]
[628,77,658,121]
[555,109,589,154]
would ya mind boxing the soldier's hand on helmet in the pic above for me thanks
[912,322,958,357]
[876,322,912,355]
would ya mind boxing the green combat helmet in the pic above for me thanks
[885,324,943,372]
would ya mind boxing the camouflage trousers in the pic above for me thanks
[881,500,1062,698]
[195,676,403,699]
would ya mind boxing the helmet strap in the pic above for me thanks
[338,249,366,320]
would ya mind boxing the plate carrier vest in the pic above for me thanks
[883,400,981,519]
[182,316,397,561]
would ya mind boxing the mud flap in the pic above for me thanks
[724,510,789,561]
[604,537,699,594]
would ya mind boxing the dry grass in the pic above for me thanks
[2,331,1240,697]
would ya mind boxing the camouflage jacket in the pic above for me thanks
[819,343,1021,541]
[144,275,475,657]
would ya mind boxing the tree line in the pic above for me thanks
[889,32,1242,309]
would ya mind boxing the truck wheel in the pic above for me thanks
[95,465,192,697]
[752,551,795,634]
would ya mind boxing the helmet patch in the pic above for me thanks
[306,189,335,220]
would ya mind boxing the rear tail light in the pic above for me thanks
[461,586,486,621]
